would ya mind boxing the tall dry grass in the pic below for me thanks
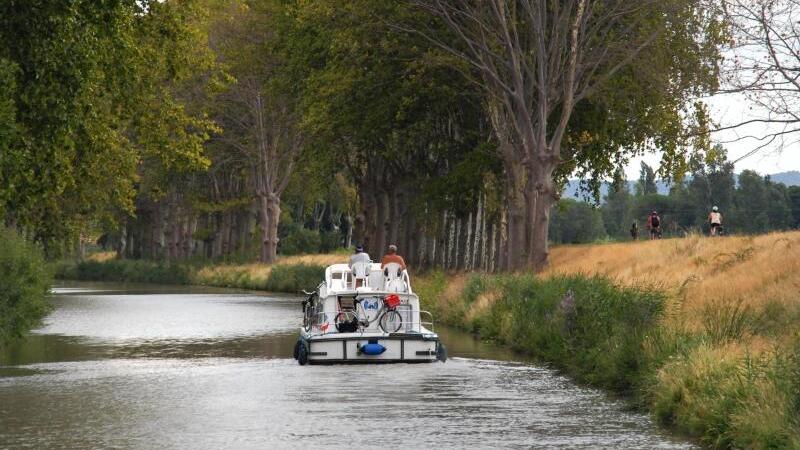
[417,231,800,448]
[544,231,800,334]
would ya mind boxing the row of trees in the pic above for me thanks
[553,156,800,244]
[0,0,217,258]
[5,0,795,272]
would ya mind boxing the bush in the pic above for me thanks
[448,273,666,393]
[319,230,342,253]
[0,228,52,347]
[279,225,322,255]
[263,263,324,293]
[55,259,191,285]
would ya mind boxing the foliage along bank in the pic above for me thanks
[0,228,51,349]
[415,273,800,449]
[54,259,324,295]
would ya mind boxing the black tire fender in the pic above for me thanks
[293,339,302,360]
[297,341,309,366]
[436,342,447,363]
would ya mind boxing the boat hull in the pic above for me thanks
[296,331,443,364]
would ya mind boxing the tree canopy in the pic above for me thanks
[5,0,793,271]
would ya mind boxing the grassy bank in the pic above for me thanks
[0,228,52,349]
[54,253,336,294]
[417,231,800,449]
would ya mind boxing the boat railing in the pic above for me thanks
[417,310,435,332]
[306,310,435,335]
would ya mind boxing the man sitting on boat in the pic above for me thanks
[349,245,370,268]
[349,245,371,287]
[381,244,406,270]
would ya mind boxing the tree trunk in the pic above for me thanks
[527,163,557,271]
[220,211,231,259]
[498,208,508,272]
[259,193,280,264]
[505,163,527,271]
[374,189,388,257]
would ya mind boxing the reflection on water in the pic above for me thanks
[0,281,694,449]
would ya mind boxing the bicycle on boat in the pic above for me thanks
[335,294,404,333]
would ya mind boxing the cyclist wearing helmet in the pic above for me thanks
[708,206,723,236]
[647,210,662,239]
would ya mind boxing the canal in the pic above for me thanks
[0,282,694,449]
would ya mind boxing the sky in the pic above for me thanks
[624,91,800,179]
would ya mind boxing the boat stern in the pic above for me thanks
[295,331,445,365]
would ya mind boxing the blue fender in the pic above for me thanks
[359,340,386,355]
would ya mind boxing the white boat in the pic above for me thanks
[293,262,446,365]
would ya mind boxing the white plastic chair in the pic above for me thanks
[383,262,406,293]
[351,261,371,289]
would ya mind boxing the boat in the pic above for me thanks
[293,261,446,365]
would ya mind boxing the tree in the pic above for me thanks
[735,170,769,233]
[718,0,800,157]
[0,0,215,256]
[296,1,500,270]
[411,0,722,270]
[789,186,800,228]
[208,0,304,263]
[636,163,658,196]
[764,177,794,230]
[685,145,735,231]
[550,199,606,244]
[602,170,633,239]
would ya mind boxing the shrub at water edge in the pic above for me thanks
[0,228,52,347]
[54,259,192,285]
[263,264,324,293]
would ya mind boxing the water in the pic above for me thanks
[0,281,694,449]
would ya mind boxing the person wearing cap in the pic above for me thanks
[348,245,371,288]
[348,245,371,270]
[708,206,723,236]
[381,244,406,270]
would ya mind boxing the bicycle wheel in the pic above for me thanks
[379,310,403,333]
[303,305,314,332]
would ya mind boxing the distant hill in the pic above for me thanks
[562,170,800,201]
[768,171,800,186]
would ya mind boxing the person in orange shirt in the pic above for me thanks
[380,244,406,270]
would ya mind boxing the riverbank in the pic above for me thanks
[55,231,800,448]
[417,231,800,449]
[54,253,344,293]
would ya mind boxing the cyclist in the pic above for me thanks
[630,221,639,240]
[647,210,662,240]
[708,206,723,236]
